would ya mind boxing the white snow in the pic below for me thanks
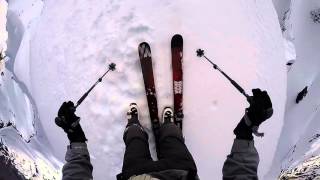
[0,61,62,179]
[0,68,35,140]
[11,0,286,179]
[268,0,320,178]
[0,0,62,179]
[0,130,62,179]
[0,0,7,51]
[6,0,320,179]
[0,0,7,75]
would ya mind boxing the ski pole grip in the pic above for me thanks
[246,96,253,103]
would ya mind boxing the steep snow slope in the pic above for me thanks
[5,0,42,70]
[16,0,286,179]
[0,66,35,142]
[0,0,62,179]
[0,64,62,179]
[0,0,7,52]
[268,0,320,178]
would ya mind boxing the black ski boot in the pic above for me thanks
[161,107,174,124]
[126,103,140,127]
[124,103,146,140]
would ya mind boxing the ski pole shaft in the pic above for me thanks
[75,63,116,108]
[196,49,251,102]
[204,55,249,98]
[75,71,109,108]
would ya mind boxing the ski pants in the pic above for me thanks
[118,123,197,179]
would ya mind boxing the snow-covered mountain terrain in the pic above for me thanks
[268,0,320,179]
[1,0,61,179]
[0,0,319,179]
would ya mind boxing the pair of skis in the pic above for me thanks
[138,34,183,142]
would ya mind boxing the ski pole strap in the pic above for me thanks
[244,113,265,137]
[71,119,80,128]
[252,126,264,137]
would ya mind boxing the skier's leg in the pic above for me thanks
[120,125,168,179]
[119,103,165,179]
[122,124,152,171]
[121,103,153,172]
[157,108,197,175]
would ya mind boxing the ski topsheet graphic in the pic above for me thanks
[138,34,184,141]
[171,34,184,130]
[138,42,160,141]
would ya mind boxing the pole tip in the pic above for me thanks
[196,49,204,57]
[109,63,116,71]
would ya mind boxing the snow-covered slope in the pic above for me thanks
[7,0,320,179]
[0,64,62,179]
[268,0,320,179]
[0,0,62,179]
[0,0,7,52]
[11,0,286,179]
[0,65,35,142]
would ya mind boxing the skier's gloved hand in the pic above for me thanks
[55,101,87,143]
[234,89,273,140]
[247,89,273,124]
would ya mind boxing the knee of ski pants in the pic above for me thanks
[124,125,148,145]
[159,123,184,143]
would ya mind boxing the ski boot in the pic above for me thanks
[161,107,174,124]
[124,103,144,137]
[126,103,140,127]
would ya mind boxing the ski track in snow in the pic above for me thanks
[10,0,287,179]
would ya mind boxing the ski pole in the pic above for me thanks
[196,49,251,102]
[75,63,116,109]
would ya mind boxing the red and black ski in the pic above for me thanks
[171,34,184,130]
[138,42,160,140]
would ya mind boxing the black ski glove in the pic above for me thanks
[55,101,87,143]
[234,89,273,140]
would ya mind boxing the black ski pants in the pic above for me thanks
[118,123,197,179]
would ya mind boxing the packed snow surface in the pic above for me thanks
[7,0,289,179]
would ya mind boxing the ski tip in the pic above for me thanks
[138,42,152,59]
[171,34,183,48]
[139,42,150,48]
